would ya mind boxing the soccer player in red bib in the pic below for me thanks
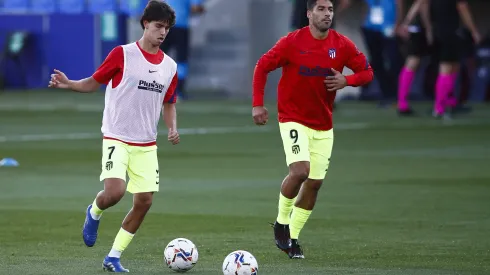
[252,0,374,259]
[48,1,179,272]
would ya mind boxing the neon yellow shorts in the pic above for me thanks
[99,139,159,193]
[279,122,334,180]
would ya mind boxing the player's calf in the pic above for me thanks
[286,179,322,258]
[295,179,323,210]
[98,178,127,209]
[281,162,310,198]
[121,192,153,234]
[83,178,126,247]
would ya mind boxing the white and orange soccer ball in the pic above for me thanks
[164,238,199,272]
[222,250,258,275]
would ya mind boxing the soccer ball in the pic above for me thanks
[164,238,199,272]
[222,250,258,275]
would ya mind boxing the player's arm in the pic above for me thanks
[252,35,290,125]
[48,46,122,93]
[48,71,101,93]
[252,35,291,107]
[343,41,374,88]
[163,73,179,145]
[325,39,374,92]
[395,0,404,27]
[456,0,481,44]
[402,0,424,26]
[419,0,433,44]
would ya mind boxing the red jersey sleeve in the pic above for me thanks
[164,72,178,104]
[343,38,374,87]
[92,46,123,85]
[252,35,291,107]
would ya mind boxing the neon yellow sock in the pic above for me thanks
[276,193,296,225]
[90,198,104,220]
[108,228,135,258]
[290,206,312,239]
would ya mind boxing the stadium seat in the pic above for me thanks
[120,0,145,16]
[89,0,117,13]
[58,0,85,14]
[31,0,56,13]
[2,0,29,11]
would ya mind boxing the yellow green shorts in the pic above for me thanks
[99,139,159,193]
[279,122,334,180]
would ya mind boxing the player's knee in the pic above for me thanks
[289,162,310,182]
[405,57,420,70]
[103,178,126,204]
[134,193,153,212]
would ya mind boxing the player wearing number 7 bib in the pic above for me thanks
[252,0,373,259]
[48,1,179,272]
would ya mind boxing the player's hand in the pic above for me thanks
[396,24,410,41]
[252,106,268,126]
[324,68,347,92]
[168,129,180,145]
[48,69,71,89]
[472,31,482,45]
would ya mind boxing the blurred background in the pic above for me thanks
[0,1,490,274]
[0,0,489,103]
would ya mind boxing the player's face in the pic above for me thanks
[308,0,334,32]
[144,20,170,46]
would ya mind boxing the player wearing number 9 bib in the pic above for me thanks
[48,1,179,272]
[252,0,373,259]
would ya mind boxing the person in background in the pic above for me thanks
[402,0,480,119]
[160,0,205,101]
[396,0,432,115]
[355,0,405,107]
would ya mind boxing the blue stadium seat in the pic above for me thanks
[31,0,56,13]
[89,0,117,13]
[58,0,85,14]
[3,0,29,11]
[120,0,145,16]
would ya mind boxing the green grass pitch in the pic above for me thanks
[0,91,489,274]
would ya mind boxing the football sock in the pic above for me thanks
[435,74,455,115]
[90,198,104,220]
[108,228,135,258]
[446,72,459,108]
[276,193,296,225]
[397,67,415,111]
[290,206,312,240]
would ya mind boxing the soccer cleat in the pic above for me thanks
[82,204,100,247]
[288,239,305,259]
[271,221,292,252]
[432,110,452,121]
[103,256,129,272]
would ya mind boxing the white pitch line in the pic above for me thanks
[0,126,271,143]
[1,118,489,143]
[0,124,371,143]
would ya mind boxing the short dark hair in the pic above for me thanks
[307,0,334,11]
[140,0,176,29]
